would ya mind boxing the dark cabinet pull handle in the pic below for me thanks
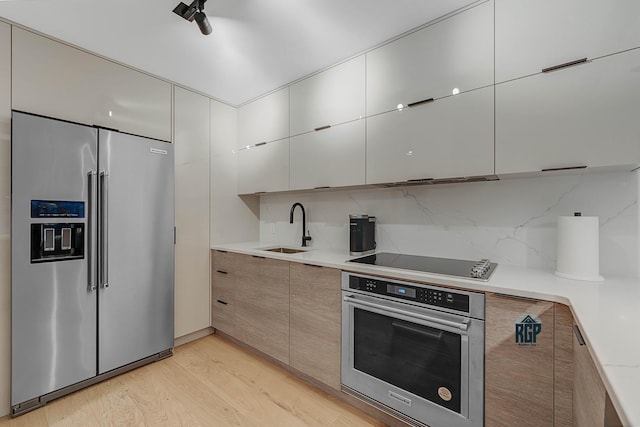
[542,57,588,73]
[314,125,332,132]
[216,249,228,253]
[216,300,228,305]
[407,98,434,108]
[216,270,228,275]
[407,178,433,183]
[313,186,330,190]
[303,263,323,268]
[252,255,266,259]
[494,293,540,302]
[573,325,586,346]
[255,142,267,147]
[541,165,587,172]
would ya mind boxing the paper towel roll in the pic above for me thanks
[555,215,603,281]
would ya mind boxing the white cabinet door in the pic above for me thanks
[495,48,640,175]
[289,120,365,191]
[290,55,365,135]
[366,1,493,117]
[366,86,494,184]
[496,0,640,83]
[238,87,289,148]
[174,87,211,338]
[237,138,290,194]
[11,28,172,141]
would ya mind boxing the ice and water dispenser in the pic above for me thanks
[30,200,85,263]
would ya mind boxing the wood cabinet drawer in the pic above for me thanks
[211,267,234,293]
[211,250,237,273]
[211,287,235,336]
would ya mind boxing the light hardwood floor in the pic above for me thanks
[0,334,385,426]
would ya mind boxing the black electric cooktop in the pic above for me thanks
[347,252,497,281]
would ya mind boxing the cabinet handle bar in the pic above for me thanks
[216,270,228,275]
[407,98,434,108]
[541,165,587,172]
[216,300,228,305]
[314,125,332,132]
[573,324,586,346]
[493,292,540,302]
[542,57,588,73]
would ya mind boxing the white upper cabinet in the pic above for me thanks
[290,56,365,135]
[495,48,640,175]
[366,86,494,184]
[495,0,640,83]
[289,119,365,191]
[237,138,290,194]
[366,1,493,117]
[11,28,172,142]
[238,87,289,148]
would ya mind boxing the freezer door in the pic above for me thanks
[97,130,174,374]
[11,112,98,406]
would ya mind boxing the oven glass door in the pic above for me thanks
[354,306,463,413]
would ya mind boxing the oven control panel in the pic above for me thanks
[349,275,470,313]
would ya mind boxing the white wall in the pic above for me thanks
[210,100,259,244]
[0,20,11,418]
[260,171,639,278]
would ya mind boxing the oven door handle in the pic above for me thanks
[343,295,469,331]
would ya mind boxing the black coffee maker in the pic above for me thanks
[349,214,376,255]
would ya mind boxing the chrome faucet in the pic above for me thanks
[289,202,312,247]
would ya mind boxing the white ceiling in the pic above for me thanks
[0,0,476,106]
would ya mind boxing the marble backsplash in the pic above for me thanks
[259,171,639,278]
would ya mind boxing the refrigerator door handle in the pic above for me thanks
[99,171,110,289]
[88,171,97,291]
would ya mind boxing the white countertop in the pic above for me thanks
[211,241,640,426]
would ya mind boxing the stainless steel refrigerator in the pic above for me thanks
[10,111,175,415]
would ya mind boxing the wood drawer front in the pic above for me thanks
[289,263,341,390]
[211,287,235,336]
[212,268,235,294]
[212,250,237,272]
[485,293,554,427]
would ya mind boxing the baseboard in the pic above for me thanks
[174,327,214,347]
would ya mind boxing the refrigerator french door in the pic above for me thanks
[11,111,175,415]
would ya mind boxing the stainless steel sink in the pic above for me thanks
[261,247,307,254]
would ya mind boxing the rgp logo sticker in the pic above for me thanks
[515,314,542,345]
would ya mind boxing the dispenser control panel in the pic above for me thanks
[29,200,86,263]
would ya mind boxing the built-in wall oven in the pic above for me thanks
[341,272,485,427]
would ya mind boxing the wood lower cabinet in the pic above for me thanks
[235,254,290,364]
[554,304,574,427]
[485,293,555,427]
[573,324,606,427]
[289,263,341,390]
[211,250,237,336]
